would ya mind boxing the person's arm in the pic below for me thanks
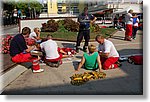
[31,32,41,40]
[99,52,110,58]
[25,45,36,52]
[137,18,139,23]
[97,55,102,72]
[90,16,97,24]
[76,56,85,71]
[59,49,67,55]
[33,34,40,40]
[36,32,41,40]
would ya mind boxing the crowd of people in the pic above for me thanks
[9,7,122,73]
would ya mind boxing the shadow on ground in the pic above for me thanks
[2,49,143,95]
[61,43,75,48]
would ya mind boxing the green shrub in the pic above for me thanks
[41,19,59,32]
[90,23,100,33]
[64,18,79,32]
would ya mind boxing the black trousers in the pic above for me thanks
[76,30,90,48]
[132,26,138,38]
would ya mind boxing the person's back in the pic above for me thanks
[98,39,119,58]
[10,34,27,57]
[125,13,133,25]
[40,39,59,60]
[76,44,102,72]
[84,52,98,70]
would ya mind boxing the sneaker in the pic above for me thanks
[53,62,60,68]
[133,37,136,40]
[76,48,79,53]
[116,61,122,67]
[33,69,44,73]
[83,46,88,52]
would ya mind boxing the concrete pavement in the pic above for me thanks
[1,30,143,95]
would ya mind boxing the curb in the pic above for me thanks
[0,65,28,94]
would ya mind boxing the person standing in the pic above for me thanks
[113,16,118,29]
[132,13,139,40]
[95,35,121,70]
[10,27,44,73]
[76,7,97,53]
[125,9,133,41]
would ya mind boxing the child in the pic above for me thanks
[76,44,102,72]
[132,13,139,40]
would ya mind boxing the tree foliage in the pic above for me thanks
[2,0,43,13]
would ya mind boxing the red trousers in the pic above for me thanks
[12,53,40,70]
[100,57,119,70]
[125,24,132,39]
[45,47,63,64]
[46,54,62,64]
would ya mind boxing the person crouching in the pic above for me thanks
[40,34,71,67]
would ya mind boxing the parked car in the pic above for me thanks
[104,17,112,24]
[95,17,103,24]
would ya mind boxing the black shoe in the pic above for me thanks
[83,48,87,52]
[76,48,79,53]
[116,61,122,67]
[83,46,88,52]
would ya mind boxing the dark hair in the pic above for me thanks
[132,13,137,16]
[95,35,105,41]
[84,7,88,11]
[22,27,31,35]
[47,34,53,38]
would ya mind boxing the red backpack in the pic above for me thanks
[128,55,143,65]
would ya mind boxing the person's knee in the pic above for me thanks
[102,63,110,70]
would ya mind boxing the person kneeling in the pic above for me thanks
[76,44,102,72]
[95,35,121,70]
[40,34,71,67]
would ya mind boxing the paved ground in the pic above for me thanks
[0,25,19,35]
[1,30,143,95]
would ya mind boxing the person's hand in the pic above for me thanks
[90,21,94,24]
[99,69,103,73]
[26,46,35,52]
[75,69,79,72]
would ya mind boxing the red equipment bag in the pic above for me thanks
[128,55,143,65]
[61,48,76,55]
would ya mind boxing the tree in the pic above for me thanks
[2,0,43,17]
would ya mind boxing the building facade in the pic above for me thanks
[41,0,86,16]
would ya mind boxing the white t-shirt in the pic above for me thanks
[40,39,59,59]
[125,13,133,25]
[98,39,119,58]
[29,32,37,40]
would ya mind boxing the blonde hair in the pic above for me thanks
[34,27,40,32]
[88,44,96,53]
[128,9,133,13]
